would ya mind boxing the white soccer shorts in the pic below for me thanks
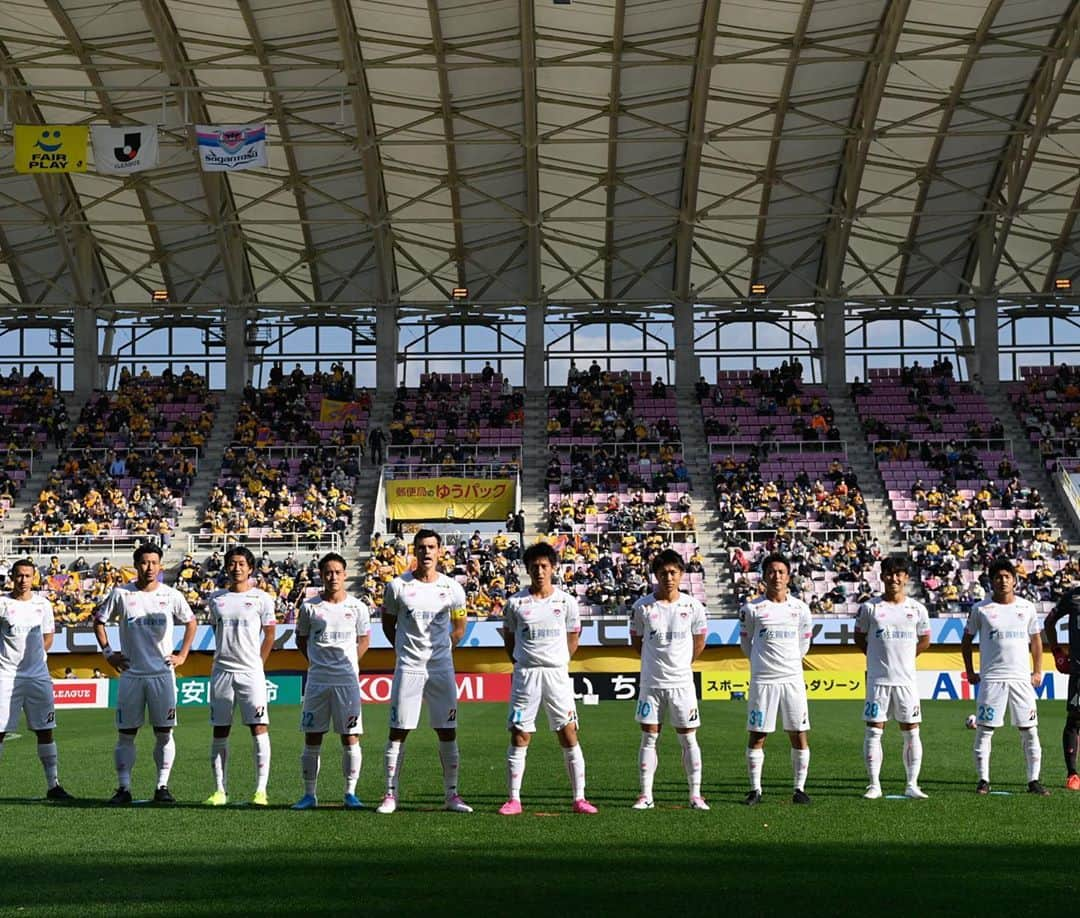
[115,673,177,730]
[300,682,363,735]
[388,668,458,731]
[634,685,700,729]
[507,666,578,733]
[863,682,921,725]
[747,680,810,734]
[0,677,56,732]
[975,679,1038,729]
[210,669,270,727]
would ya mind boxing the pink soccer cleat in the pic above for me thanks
[498,799,523,816]
[572,798,598,814]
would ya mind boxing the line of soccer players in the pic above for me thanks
[0,537,1070,806]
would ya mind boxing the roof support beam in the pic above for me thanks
[673,0,722,303]
[519,0,541,305]
[238,0,324,302]
[602,0,626,303]
[427,0,466,294]
[331,0,397,305]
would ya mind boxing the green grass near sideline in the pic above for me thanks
[1,700,1079,916]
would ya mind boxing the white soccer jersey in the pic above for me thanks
[965,597,1040,681]
[208,587,276,674]
[739,595,812,683]
[0,594,54,681]
[93,583,195,677]
[855,596,931,686]
[382,573,466,672]
[502,587,581,669]
[630,592,708,690]
[297,594,370,686]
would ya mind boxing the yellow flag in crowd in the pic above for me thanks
[13,124,89,173]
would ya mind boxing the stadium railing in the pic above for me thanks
[186,532,344,556]
[706,439,847,455]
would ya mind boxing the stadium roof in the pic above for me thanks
[0,0,1078,315]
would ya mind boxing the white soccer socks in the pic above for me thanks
[384,740,404,796]
[677,732,702,798]
[902,728,923,787]
[864,725,884,788]
[253,733,271,794]
[301,744,321,796]
[791,748,810,791]
[114,733,137,789]
[438,740,460,798]
[153,732,175,788]
[973,725,993,782]
[506,745,527,800]
[211,737,229,793]
[343,743,362,796]
[746,747,764,792]
[563,743,586,799]
[1021,727,1042,782]
[36,742,59,789]
[638,732,659,799]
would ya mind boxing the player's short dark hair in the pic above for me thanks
[133,543,163,564]
[318,551,347,573]
[224,546,256,569]
[413,528,441,547]
[651,549,686,574]
[761,552,790,574]
[988,558,1016,579]
[523,542,559,567]
[11,558,35,574]
[880,555,910,576]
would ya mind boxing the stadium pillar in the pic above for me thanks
[225,306,248,395]
[73,308,98,401]
[376,303,398,394]
[673,300,698,392]
[974,296,999,387]
[525,300,545,390]
[822,300,846,394]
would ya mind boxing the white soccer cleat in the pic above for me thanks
[863,785,883,800]
[631,795,655,810]
[689,796,710,811]
[444,794,473,813]
[904,785,928,799]
[376,794,397,815]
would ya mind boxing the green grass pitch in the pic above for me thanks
[1,700,1079,916]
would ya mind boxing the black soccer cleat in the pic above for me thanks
[792,788,812,805]
[153,785,176,804]
[975,779,991,795]
[108,787,133,806]
[46,784,75,802]
[743,790,762,807]
[1027,780,1051,797]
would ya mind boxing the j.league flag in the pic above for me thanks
[91,125,159,174]
[13,124,89,173]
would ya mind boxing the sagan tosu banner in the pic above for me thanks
[196,123,268,171]
[386,477,515,521]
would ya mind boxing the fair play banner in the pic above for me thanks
[91,125,159,174]
[196,123,268,171]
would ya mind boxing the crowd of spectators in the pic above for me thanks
[548,364,679,445]
[1009,364,1080,468]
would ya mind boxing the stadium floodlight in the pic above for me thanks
[451,287,469,300]
[750,282,767,296]
[1055,278,1072,292]
[151,289,168,302]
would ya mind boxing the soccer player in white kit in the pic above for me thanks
[630,549,708,810]
[961,558,1050,796]
[498,541,597,815]
[93,543,197,805]
[378,529,471,814]
[739,553,813,805]
[204,546,276,807]
[292,552,370,810]
[854,555,930,799]
[0,558,73,800]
